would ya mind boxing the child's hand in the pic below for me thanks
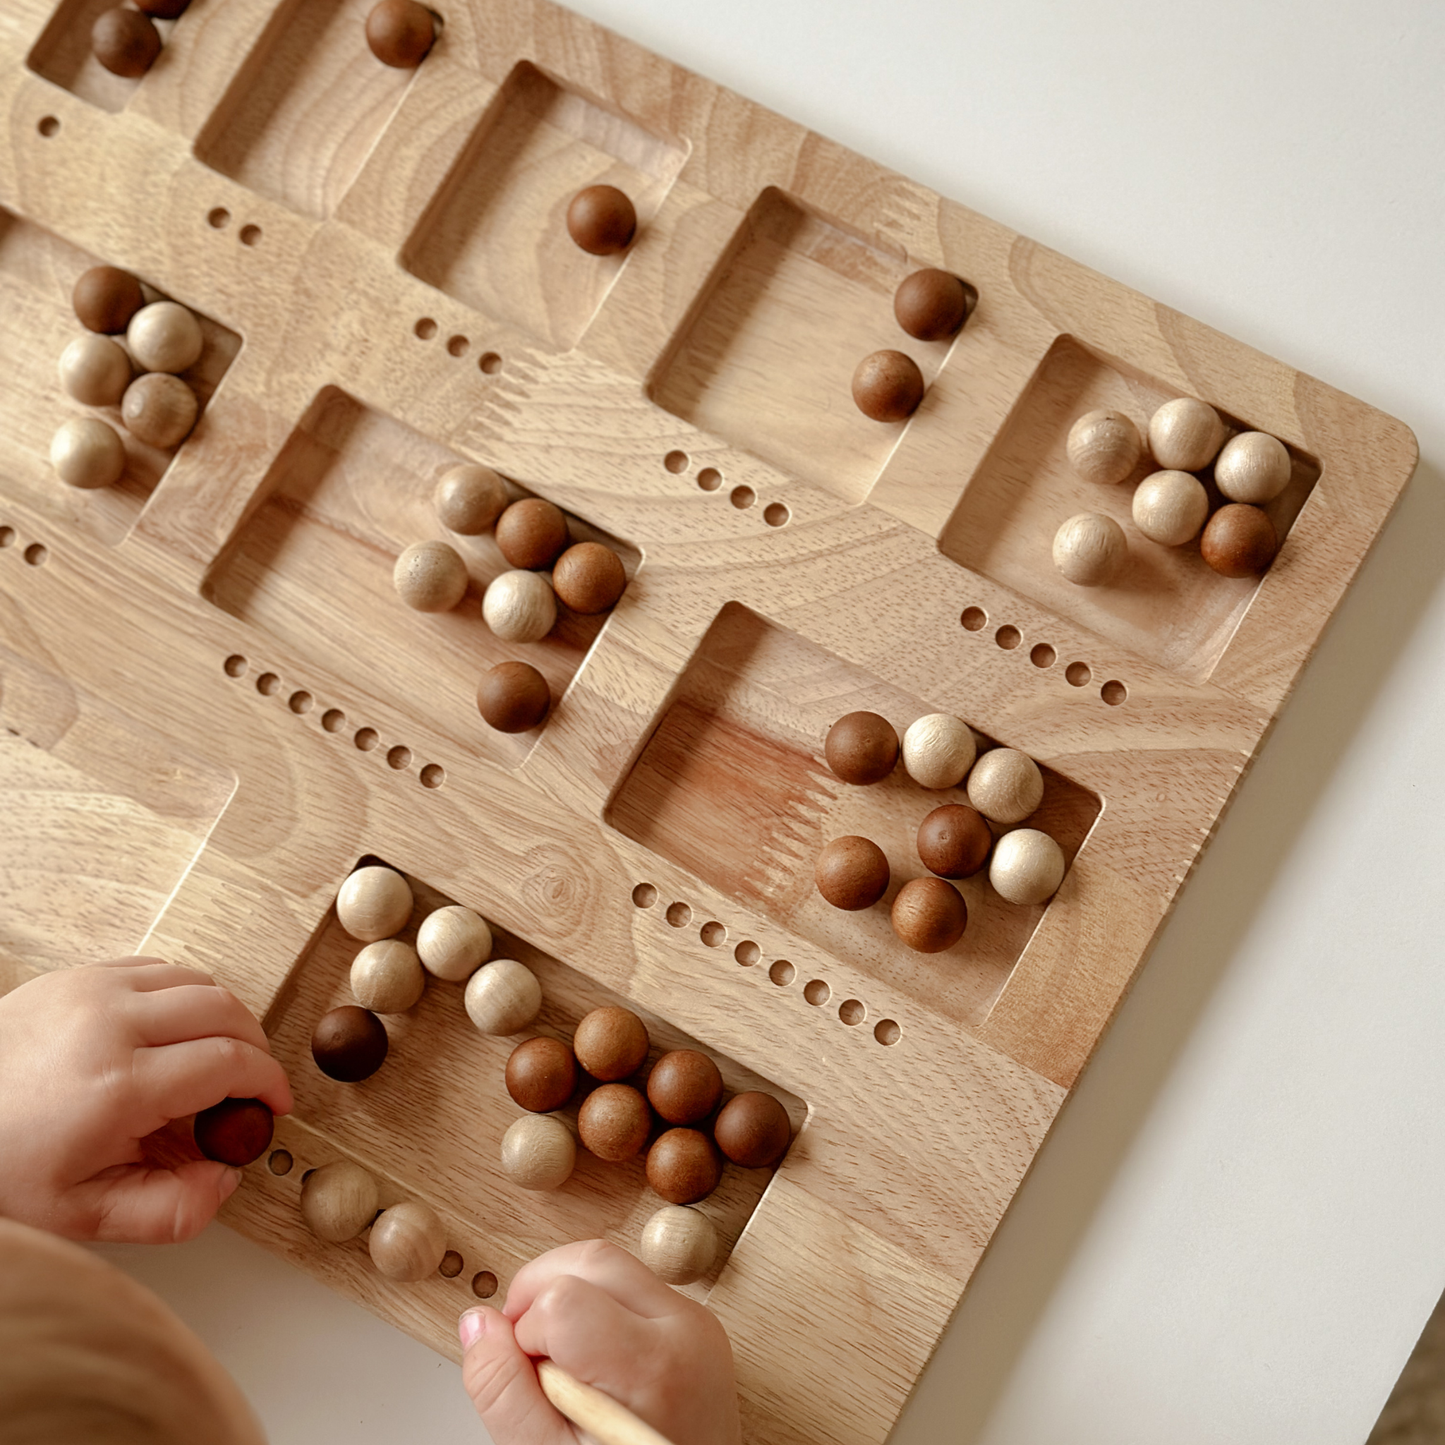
[0,958,292,1244]
[460,1238,743,1445]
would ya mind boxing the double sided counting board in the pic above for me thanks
[0,2,1418,1442]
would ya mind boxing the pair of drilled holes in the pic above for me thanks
[414,318,502,374]
[960,606,1127,705]
[0,527,48,567]
[207,208,262,247]
[663,451,790,528]
[223,654,445,788]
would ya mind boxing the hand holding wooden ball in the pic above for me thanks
[50,417,126,490]
[1131,469,1209,546]
[1214,431,1292,504]
[893,268,970,341]
[121,373,198,449]
[505,1036,578,1113]
[73,265,144,334]
[647,1050,724,1126]
[901,713,977,790]
[967,748,1043,824]
[1200,503,1278,577]
[890,876,967,953]
[646,1128,722,1204]
[501,1114,576,1190]
[477,660,551,732]
[311,1005,389,1082]
[365,0,435,68]
[1066,408,1144,486]
[851,349,925,422]
[416,904,492,981]
[58,334,131,407]
[578,1083,652,1161]
[567,185,637,255]
[917,804,992,879]
[193,1098,273,1167]
[495,498,570,570]
[336,865,413,941]
[92,7,162,77]
[573,1005,649,1081]
[989,828,1066,906]
[126,300,204,374]
[349,939,425,1013]
[713,1091,791,1168]
[824,711,898,785]
[1148,397,1227,471]
[393,540,469,612]
[434,462,507,534]
[369,1200,446,1282]
[814,835,890,911]
[639,1205,718,1285]
[552,542,626,614]
[464,959,543,1035]
[1053,511,1127,586]
[482,570,557,643]
[300,1160,379,1242]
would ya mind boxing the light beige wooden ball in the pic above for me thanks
[990,828,1066,906]
[300,1160,379,1242]
[393,540,469,612]
[416,905,492,982]
[50,416,126,489]
[500,1113,576,1191]
[639,1205,718,1285]
[58,333,131,407]
[350,939,425,1013]
[1052,512,1126,586]
[1131,469,1209,546]
[901,714,977,790]
[126,300,204,374]
[1214,431,1291,504]
[1148,397,1227,471]
[368,1200,447,1282]
[464,958,542,1035]
[121,373,198,449]
[967,748,1043,825]
[482,569,557,643]
[435,463,508,534]
[1065,408,1142,485]
[336,865,414,942]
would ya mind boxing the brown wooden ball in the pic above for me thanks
[505,1036,578,1113]
[434,462,507,535]
[646,1128,722,1204]
[814,836,890,911]
[647,1050,723,1126]
[121,372,198,449]
[365,0,435,67]
[851,350,925,422]
[311,1005,389,1082]
[193,1098,274,1166]
[567,185,637,255]
[893,268,970,341]
[713,1091,791,1169]
[93,8,161,78]
[1200,504,1279,578]
[578,1083,652,1162]
[824,710,898,785]
[890,876,968,953]
[573,1005,649,1082]
[73,265,145,335]
[495,498,569,570]
[135,0,191,16]
[476,660,550,733]
[917,804,992,879]
[552,542,626,614]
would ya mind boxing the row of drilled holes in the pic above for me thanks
[663,450,790,528]
[414,317,503,374]
[207,207,262,247]
[0,526,48,568]
[961,605,1127,706]
[631,883,902,1047]
[222,654,446,788]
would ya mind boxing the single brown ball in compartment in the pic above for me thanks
[814,835,890,911]
[851,349,925,423]
[193,1098,274,1167]
[646,1128,722,1204]
[364,0,436,67]
[917,804,992,879]
[73,265,145,335]
[476,660,551,733]
[713,1091,791,1169]
[1200,503,1279,578]
[93,7,162,78]
[573,1005,649,1082]
[578,1083,652,1162]
[505,1036,578,1113]
[647,1050,724,1126]
[893,268,971,341]
[311,1005,389,1082]
[890,876,968,953]
[824,711,898,785]
[495,498,570,570]
[567,185,637,255]
[552,542,626,614]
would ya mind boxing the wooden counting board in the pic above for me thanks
[0,2,1419,1443]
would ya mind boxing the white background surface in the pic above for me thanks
[103,2,1445,1442]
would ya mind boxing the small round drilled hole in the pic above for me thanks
[1030,643,1056,668]
[415,318,438,340]
[995,625,1021,650]
[769,959,795,987]
[22,544,47,567]
[471,1271,498,1299]
[354,727,379,750]
[478,352,502,374]
[239,224,262,247]
[0,527,14,547]
[874,1019,901,1046]
[439,1251,464,1279]
[632,883,658,908]
[208,207,231,229]
[1101,680,1127,705]
[735,940,760,967]
[288,691,313,714]
[700,921,726,947]
[256,672,281,696]
[223,654,247,677]
[267,1149,293,1176]
[387,745,412,770]
[420,763,445,788]
[321,708,346,732]
[763,502,790,527]
[961,606,987,631]
[447,335,469,357]
[665,901,692,928]
[38,116,59,138]
[696,467,722,491]
[838,998,866,1025]
[1066,662,1091,687]
[664,450,689,474]
[730,486,755,510]
[803,979,830,1006]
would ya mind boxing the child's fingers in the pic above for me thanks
[510,1273,660,1380]
[82,1158,241,1244]
[129,984,273,1054]
[504,1239,680,1323]
[102,959,218,991]
[460,1306,574,1445]
[133,1036,294,1121]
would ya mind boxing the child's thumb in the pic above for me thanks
[85,1160,240,1244]
[459,1306,568,1442]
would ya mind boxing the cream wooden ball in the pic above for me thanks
[336,865,413,942]
[1052,512,1126,586]
[369,1200,447,1282]
[500,1113,576,1191]
[1214,431,1291,504]
[639,1205,718,1285]
[434,463,508,534]
[300,1160,379,1242]
[1065,408,1142,485]
[901,714,977,790]
[393,540,469,612]
[121,373,199,449]
[58,333,131,407]
[483,569,557,643]
[50,416,126,489]
[350,939,425,1013]
[464,959,542,1035]
[126,300,204,374]
[416,905,492,982]
[967,748,1043,825]
[990,828,1066,906]
[1131,469,1209,546]
[1148,397,1227,471]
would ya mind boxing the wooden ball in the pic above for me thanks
[1200,504,1278,578]
[121,372,198,448]
[193,1098,273,1167]
[92,7,161,78]
[1052,511,1126,586]
[713,1092,790,1169]
[916,804,992,879]
[578,1083,652,1161]
[890,876,967,953]
[482,570,557,643]
[505,1037,578,1113]
[901,713,977,790]
[1066,408,1143,486]
[393,540,468,612]
[495,498,569,570]
[966,748,1043,824]
[851,349,924,422]
[72,265,144,334]
[647,1050,723,1126]
[416,904,491,981]
[1131,469,1209,546]
[1214,432,1292,504]
[1148,397,1227,471]
[893,268,970,341]
[500,1113,576,1191]
[552,542,626,614]
[824,711,898,785]
[434,462,507,534]
[126,300,203,374]
[646,1128,722,1204]
[300,1160,379,1242]
[566,185,637,255]
[311,1005,389,1082]
[364,0,435,67]
[814,836,890,911]
[336,865,413,942]
[477,660,551,732]
[58,334,131,407]
[464,959,542,1036]
[990,828,1066,906]
[369,1200,446,1282]
[639,1205,718,1285]
[50,416,125,490]
[135,0,191,17]
[350,939,425,1014]
[573,1005,649,1082]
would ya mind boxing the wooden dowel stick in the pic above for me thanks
[536,1359,677,1445]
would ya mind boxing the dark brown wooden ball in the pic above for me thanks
[73,266,145,335]
[890,877,968,953]
[495,498,569,570]
[578,1083,652,1162]
[824,711,898,785]
[505,1036,577,1113]
[477,660,550,733]
[894,269,971,341]
[917,804,992,879]
[852,350,925,423]
[646,1128,722,1204]
[566,185,637,255]
[647,1050,723,1126]
[573,1006,649,1082]
[365,0,435,67]
[193,1098,274,1167]
[135,0,190,16]
[713,1091,791,1169]
[1200,503,1279,578]
[311,1005,389,1082]
[814,836,890,910]
[552,542,626,614]
[92,8,162,77]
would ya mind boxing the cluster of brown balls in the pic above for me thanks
[90,1,190,80]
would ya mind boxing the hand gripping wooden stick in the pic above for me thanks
[536,1359,678,1445]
